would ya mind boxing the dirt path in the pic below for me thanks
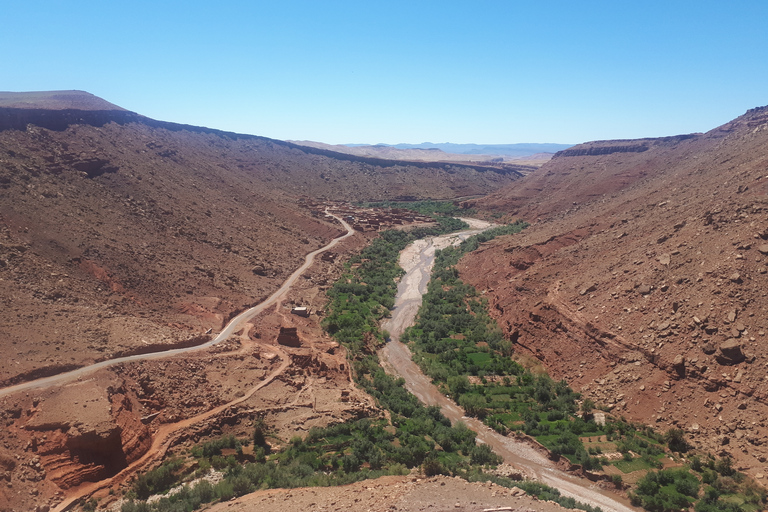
[380,224,638,512]
[51,344,292,512]
[43,212,355,511]
[0,211,354,399]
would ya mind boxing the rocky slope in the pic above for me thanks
[459,106,768,476]
[0,90,521,387]
[0,90,524,510]
[205,474,567,512]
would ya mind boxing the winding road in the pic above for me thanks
[380,220,638,512]
[0,211,355,399]
[8,214,637,512]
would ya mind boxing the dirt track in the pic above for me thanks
[44,213,355,512]
[0,211,355,400]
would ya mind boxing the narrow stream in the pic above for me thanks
[379,220,638,512]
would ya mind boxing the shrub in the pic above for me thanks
[664,428,688,453]
[214,480,235,501]
[231,474,254,497]
[469,444,501,466]
[193,480,214,503]
[459,394,487,418]
[422,456,447,476]
[714,456,735,477]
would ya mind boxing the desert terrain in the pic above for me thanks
[0,91,527,512]
[288,140,552,171]
[3,90,768,512]
[460,105,768,477]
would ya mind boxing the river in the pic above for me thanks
[379,219,638,512]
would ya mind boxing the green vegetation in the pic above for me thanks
[362,199,475,218]
[629,455,767,512]
[322,216,765,512]
[360,200,473,235]
[323,220,600,512]
[122,419,421,512]
[120,220,605,512]
[632,469,700,512]
[453,221,529,254]
[132,459,185,500]
[323,223,467,356]
[400,221,609,471]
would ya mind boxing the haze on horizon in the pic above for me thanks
[2,0,767,145]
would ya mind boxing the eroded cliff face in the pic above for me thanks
[19,377,150,490]
[460,106,768,475]
[0,374,153,511]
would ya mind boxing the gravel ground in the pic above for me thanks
[206,474,568,512]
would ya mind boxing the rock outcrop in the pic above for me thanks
[22,377,149,489]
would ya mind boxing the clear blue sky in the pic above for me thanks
[3,1,767,145]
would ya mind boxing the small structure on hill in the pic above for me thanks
[277,326,301,347]
[291,306,310,317]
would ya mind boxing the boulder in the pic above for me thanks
[716,339,745,365]
[671,354,686,377]
[637,284,652,295]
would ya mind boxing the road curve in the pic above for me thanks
[51,346,293,512]
[380,222,638,512]
[0,211,355,399]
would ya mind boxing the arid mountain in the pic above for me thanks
[459,106,768,475]
[0,91,525,386]
[289,139,549,169]
[0,91,529,510]
[0,90,127,111]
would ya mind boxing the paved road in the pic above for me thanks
[380,222,638,512]
[0,211,355,399]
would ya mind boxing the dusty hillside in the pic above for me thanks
[0,91,525,510]
[459,106,768,476]
[0,91,522,387]
[205,474,566,512]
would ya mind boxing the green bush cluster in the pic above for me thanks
[402,225,608,470]
[469,473,602,512]
[456,221,528,254]
[189,434,242,459]
[132,459,185,500]
[361,200,475,218]
[631,469,700,512]
[119,218,604,512]
[323,225,467,357]
[122,478,230,512]
[629,454,767,512]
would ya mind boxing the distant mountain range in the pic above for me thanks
[345,142,574,157]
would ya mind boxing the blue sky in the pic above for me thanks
[3,1,767,144]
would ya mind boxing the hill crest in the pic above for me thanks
[0,90,127,111]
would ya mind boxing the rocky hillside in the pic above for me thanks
[459,106,768,476]
[0,91,521,387]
